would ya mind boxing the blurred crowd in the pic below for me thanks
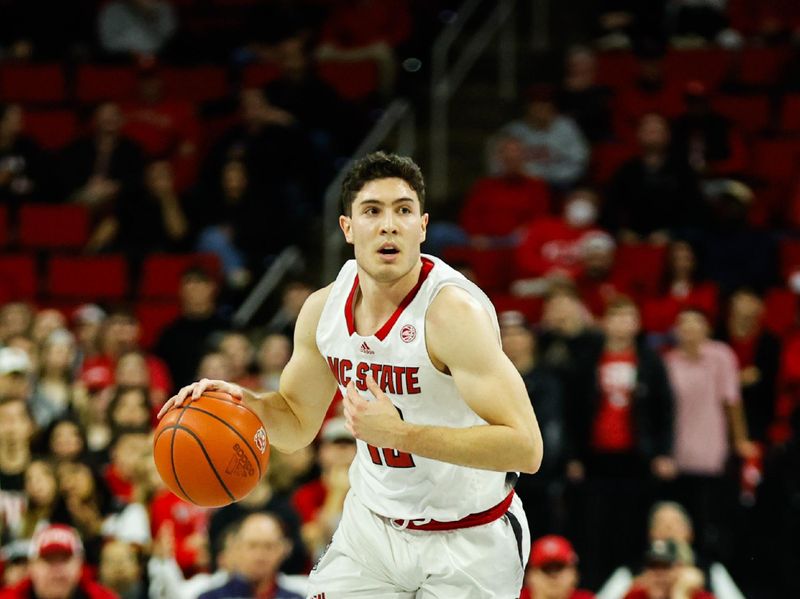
[1,1,800,598]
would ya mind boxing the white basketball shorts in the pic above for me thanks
[306,490,530,598]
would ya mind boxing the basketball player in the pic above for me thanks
[159,151,544,597]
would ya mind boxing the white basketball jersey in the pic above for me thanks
[316,254,509,521]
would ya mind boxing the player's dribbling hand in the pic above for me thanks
[157,378,244,419]
[343,376,404,447]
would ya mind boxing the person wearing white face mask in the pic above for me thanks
[512,188,607,297]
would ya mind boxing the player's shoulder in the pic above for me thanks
[427,284,490,330]
[294,284,334,330]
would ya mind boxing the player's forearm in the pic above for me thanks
[242,389,315,453]
[394,422,542,473]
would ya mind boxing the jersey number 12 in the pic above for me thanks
[366,408,415,468]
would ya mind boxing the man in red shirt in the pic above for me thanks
[520,535,594,599]
[0,525,117,599]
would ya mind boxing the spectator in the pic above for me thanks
[115,160,190,257]
[603,113,703,245]
[0,540,29,588]
[0,395,35,542]
[196,351,233,382]
[642,240,718,336]
[521,535,594,599]
[622,539,714,599]
[597,501,745,599]
[558,46,614,142]
[121,65,200,191]
[19,459,59,540]
[500,311,565,537]
[666,0,733,45]
[513,188,604,294]
[154,265,229,388]
[80,311,171,409]
[718,289,781,445]
[98,540,144,599]
[573,297,676,588]
[71,304,107,367]
[58,103,144,253]
[30,329,78,429]
[106,385,152,431]
[665,308,757,563]
[198,513,303,599]
[492,84,589,189]
[261,280,314,338]
[54,461,112,566]
[0,524,117,599]
[315,0,412,96]
[102,427,151,507]
[255,333,291,392]
[217,331,260,389]
[0,103,49,210]
[0,346,34,406]
[426,133,551,257]
[44,418,89,464]
[292,417,356,562]
[573,232,634,317]
[97,0,177,59]
[208,471,306,575]
[0,303,34,345]
[670,83,748,183]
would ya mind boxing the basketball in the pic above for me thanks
[153,391,270,507]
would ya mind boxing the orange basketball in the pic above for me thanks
[153,391,270,507]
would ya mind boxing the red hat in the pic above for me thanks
[80,364,113,392]
[29,525,83,559]
[530,535,578,568]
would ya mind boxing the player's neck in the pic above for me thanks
[356,260,423,318]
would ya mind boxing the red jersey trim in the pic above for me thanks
[345,258,435,340]
[391,490,515,531]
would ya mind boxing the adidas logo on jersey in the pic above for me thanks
[359,341,374,355]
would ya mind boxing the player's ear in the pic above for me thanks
[339,215,353,244]
[420,212,429,243]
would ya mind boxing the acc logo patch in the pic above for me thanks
[253,427,268,454]
[400,324,416,343]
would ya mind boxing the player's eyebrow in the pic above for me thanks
[357,197,416,206]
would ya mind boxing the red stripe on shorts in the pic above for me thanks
[391,490,515,531]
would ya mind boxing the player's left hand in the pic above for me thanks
[342,376,405,448]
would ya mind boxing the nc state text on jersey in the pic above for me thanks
[326,357,422,395]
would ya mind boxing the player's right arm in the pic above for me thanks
[157,285,339,453]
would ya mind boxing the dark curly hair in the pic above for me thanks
[340,151,425,216]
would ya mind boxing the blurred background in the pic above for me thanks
[0,1,799,598]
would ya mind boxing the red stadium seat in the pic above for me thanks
[489,293,544,324]
[138,253,221,299]
[752,138,800,185]
[733,46,792,88]
[595,52,638,89]
[318,59,380,101]
[712,95,771,134]
[76,65,138,103]
[0,255,37,300]
[18,204,90,250]
[136,300,181,349]
[242,62,282,88]
[162,66,229,102]
[763,288,798,336]
[23,110,79,151]
[0,64,66,103]
[780,237,800,279]
[614,243,667,298]
[590,142,637,185]
[780,94,800,132]
[664,48,732,91]
[47,255,128,300]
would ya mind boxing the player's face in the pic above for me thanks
[340,178,428,283]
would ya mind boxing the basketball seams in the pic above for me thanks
[169,405,195,504]
[182,405,263,478]
[173,424,236,503]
